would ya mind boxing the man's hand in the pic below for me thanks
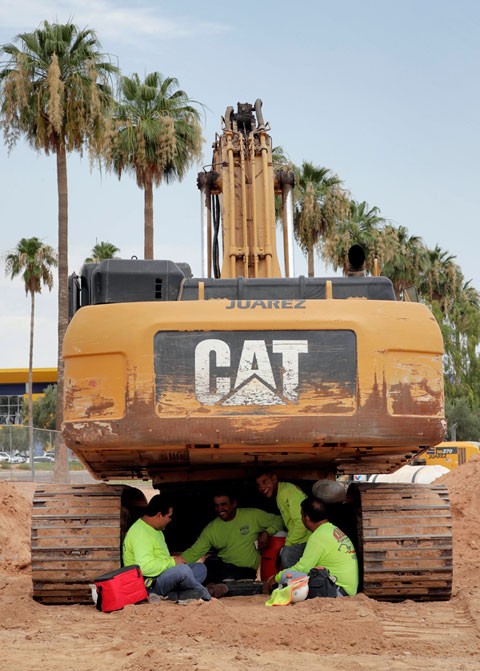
[174,555,186,565]
[257,531,269,551]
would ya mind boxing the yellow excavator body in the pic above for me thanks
[63,294,444,484]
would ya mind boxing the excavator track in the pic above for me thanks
[352,482,452,601]
[31,484,146,605]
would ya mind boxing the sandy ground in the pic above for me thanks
[1,463,480,671]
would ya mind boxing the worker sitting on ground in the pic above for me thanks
[268,496,359,598]
[256,470,311,568]
[122,493,214,602]
[180,491,284,591]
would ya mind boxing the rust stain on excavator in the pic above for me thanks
[63,359,445,481]
[153,380,356,419]
[84,398,116,418]
[64,371,444,469]
[389,379,442,416]
[65,383,114,418]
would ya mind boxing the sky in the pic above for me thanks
[1,0,479,368]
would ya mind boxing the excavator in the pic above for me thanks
[31,100,452,604]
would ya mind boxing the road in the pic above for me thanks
[0,467,96,484]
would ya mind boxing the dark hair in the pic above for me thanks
[255,469,276,479]
[301,496,328,523]
[213,491,237,504]
[145,494,173,516]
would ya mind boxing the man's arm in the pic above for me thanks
[277,484,309,544]
[274,535,319,582]
[257,530,270,550]
[181,527,213,564]
[127,525,175,577]
[251,510,284,550]
[254,509,284,536]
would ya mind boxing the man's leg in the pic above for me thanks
[150,564,211,600]
[188,562,207,584]
[279,543,306,569]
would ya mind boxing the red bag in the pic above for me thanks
[94,565,149,612]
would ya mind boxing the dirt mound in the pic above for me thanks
[0,481,33,573]
[436,453,480,516]
[436,455,480,589]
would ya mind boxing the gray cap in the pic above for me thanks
[311,479,347,504]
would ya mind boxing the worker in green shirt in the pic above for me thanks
[270,496,359,598]
[122,494,214,602]
[256,470,310,569]
[181,491,284,589]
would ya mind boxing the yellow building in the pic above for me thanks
[0,368,57,424]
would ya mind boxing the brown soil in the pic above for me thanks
[1,463,479,671]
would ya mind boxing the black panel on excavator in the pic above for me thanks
[181,276,396,301]
[72,259,189,310]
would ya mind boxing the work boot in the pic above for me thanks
[207,583,229,598]
[165,590,179,601]
[177,588,207,602]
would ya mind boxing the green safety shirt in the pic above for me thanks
[275,521,359,596]
[181,508,284,570]
[122,518,175,578]
[276,481,311,546]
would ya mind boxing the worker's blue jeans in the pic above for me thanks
[150,563,211,600]
[279,543,307,569]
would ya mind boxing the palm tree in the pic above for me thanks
[85,241,120,263]
[323,200,385,275]
[418,245,458,311]
[106,72,203,259]
[5,237,57,473]
[439,271,480,403]
[272,145,292,170]
[272,145,293,219]
[293,162,349,276]
[378,225,426,298]
[0,21,118,480]
[272,145,294,260]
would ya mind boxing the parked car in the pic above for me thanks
[9,454,27,464]
[0,452,11,463]
[33,455,55,463]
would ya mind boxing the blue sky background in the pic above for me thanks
[1,0,479,367]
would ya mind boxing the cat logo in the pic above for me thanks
[154,329,356,412]
[194,339,308,406]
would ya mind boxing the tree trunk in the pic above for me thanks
[28,290,35,481]
[144,176,154,259]
[54,142,69,483]
[307,246,315,277]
